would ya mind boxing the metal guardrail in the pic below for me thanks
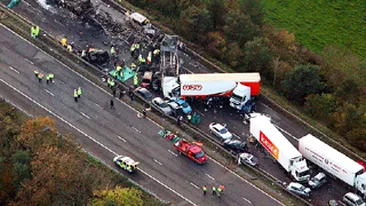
[0,3,312,205]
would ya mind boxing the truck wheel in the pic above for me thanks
[177,150,182,155]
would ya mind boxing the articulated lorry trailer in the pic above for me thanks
[162,73,261,113]
[250,115,310,182]
[299,134,366,197]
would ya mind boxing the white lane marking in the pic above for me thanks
[154,159,163,166]
[95,103,103,109]
[190,182,200,190]
[0,78,197,206]
[205,173,215,181]
[168,149,178,157]
[117,135,127,142]
[131,126,141,134]
[80,111,90,119]
[44,89,55,96]
[207,156,285,206]
[24,58,34,65]
[0,24,284,205]
[242,197,252,204]
[9,66,20,74]
[274,125,299,141]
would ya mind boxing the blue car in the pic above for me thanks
[175,98,192,114]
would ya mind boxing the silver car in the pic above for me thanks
[342,192,366,206]
[209,122,233,142]
[286,182,311,197]
[152,97,172,115]
[308,172,327,189]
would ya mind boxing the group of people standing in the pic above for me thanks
[203,184,225,198]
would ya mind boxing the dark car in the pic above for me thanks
[135,87,153,101]
[223,139,246,153]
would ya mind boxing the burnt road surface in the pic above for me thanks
[7,0,349,205]
[0,23,285,206]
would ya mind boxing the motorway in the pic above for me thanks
[0,22,285,206]
[5,0,350,205]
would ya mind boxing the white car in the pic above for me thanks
[238,153,258,166]
[342,192,366,206]
[209,122,232,142]
[152,97,172,115]
[286,182,311,197]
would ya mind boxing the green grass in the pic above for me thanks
[263,0,366,59]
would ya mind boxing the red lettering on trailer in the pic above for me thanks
[182,84,202,91]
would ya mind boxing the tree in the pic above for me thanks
[225,42,242,68]
[239,0,264,26]
[93,186,144,206]
[281,64,326,104]
[330,103,364,135]
[346,127,366,151]
[223,11,260,46]
[17,117,57,152]
[207,31,226,60]
[305,93,336,122]
[14,146,98,205]
[335,79,362,106]
[206,0,226,30]
[179,5,212,42]
[240,37,272,80]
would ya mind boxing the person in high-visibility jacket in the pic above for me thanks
[138,54,146,65]
[131,63,136,71]
[116,65,122,72]
[34,69,39,77]
[31,26,35,38]
[61,37,67,47]
[133,75,138,88]
[202,185,207,196]
[37,73,44,83]
[46,74,51,84]
[130,43,136,57]
[67,44,73,52]
[147,51,152,65]
[74,89,78,102]
[77,87,82,98]
[34,26,40,38]
[110,46,116,57]
[49,73,54,83]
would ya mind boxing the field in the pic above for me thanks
[263,0,366,59]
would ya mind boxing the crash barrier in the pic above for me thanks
[0,4,312,205]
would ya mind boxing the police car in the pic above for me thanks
[113,155,140,173]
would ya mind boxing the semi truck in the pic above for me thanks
[250,115,310,182]
[162,73,261,113]
[299,134,366,197]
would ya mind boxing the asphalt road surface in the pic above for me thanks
[7,0,350,205]
[0,23,286,206]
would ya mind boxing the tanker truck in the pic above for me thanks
[250,115,310,182]
[299,134,366,198]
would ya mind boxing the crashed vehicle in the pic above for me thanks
[83,48,110,66]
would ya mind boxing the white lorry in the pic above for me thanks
[162,73,261,113]
[299,134,366,197]
[250,115,310,182]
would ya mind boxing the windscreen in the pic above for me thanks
[195,151,205,159]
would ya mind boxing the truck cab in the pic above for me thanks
[174,139,207,164]
[355,172,366,198]
[229,84,253,113]
[290,157,310,182]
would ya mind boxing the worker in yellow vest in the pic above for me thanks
[67,44,73,52]
[34,69,39,78]
[130,43,136,57]
[61,37,67,47]
[133,75,138,88]
[37,73,44,83]
[74,89,78,102]
[111,46,116,57]
[131,63,136,71]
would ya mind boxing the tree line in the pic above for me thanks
[126,0,366,152]
[0,101,162,206]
